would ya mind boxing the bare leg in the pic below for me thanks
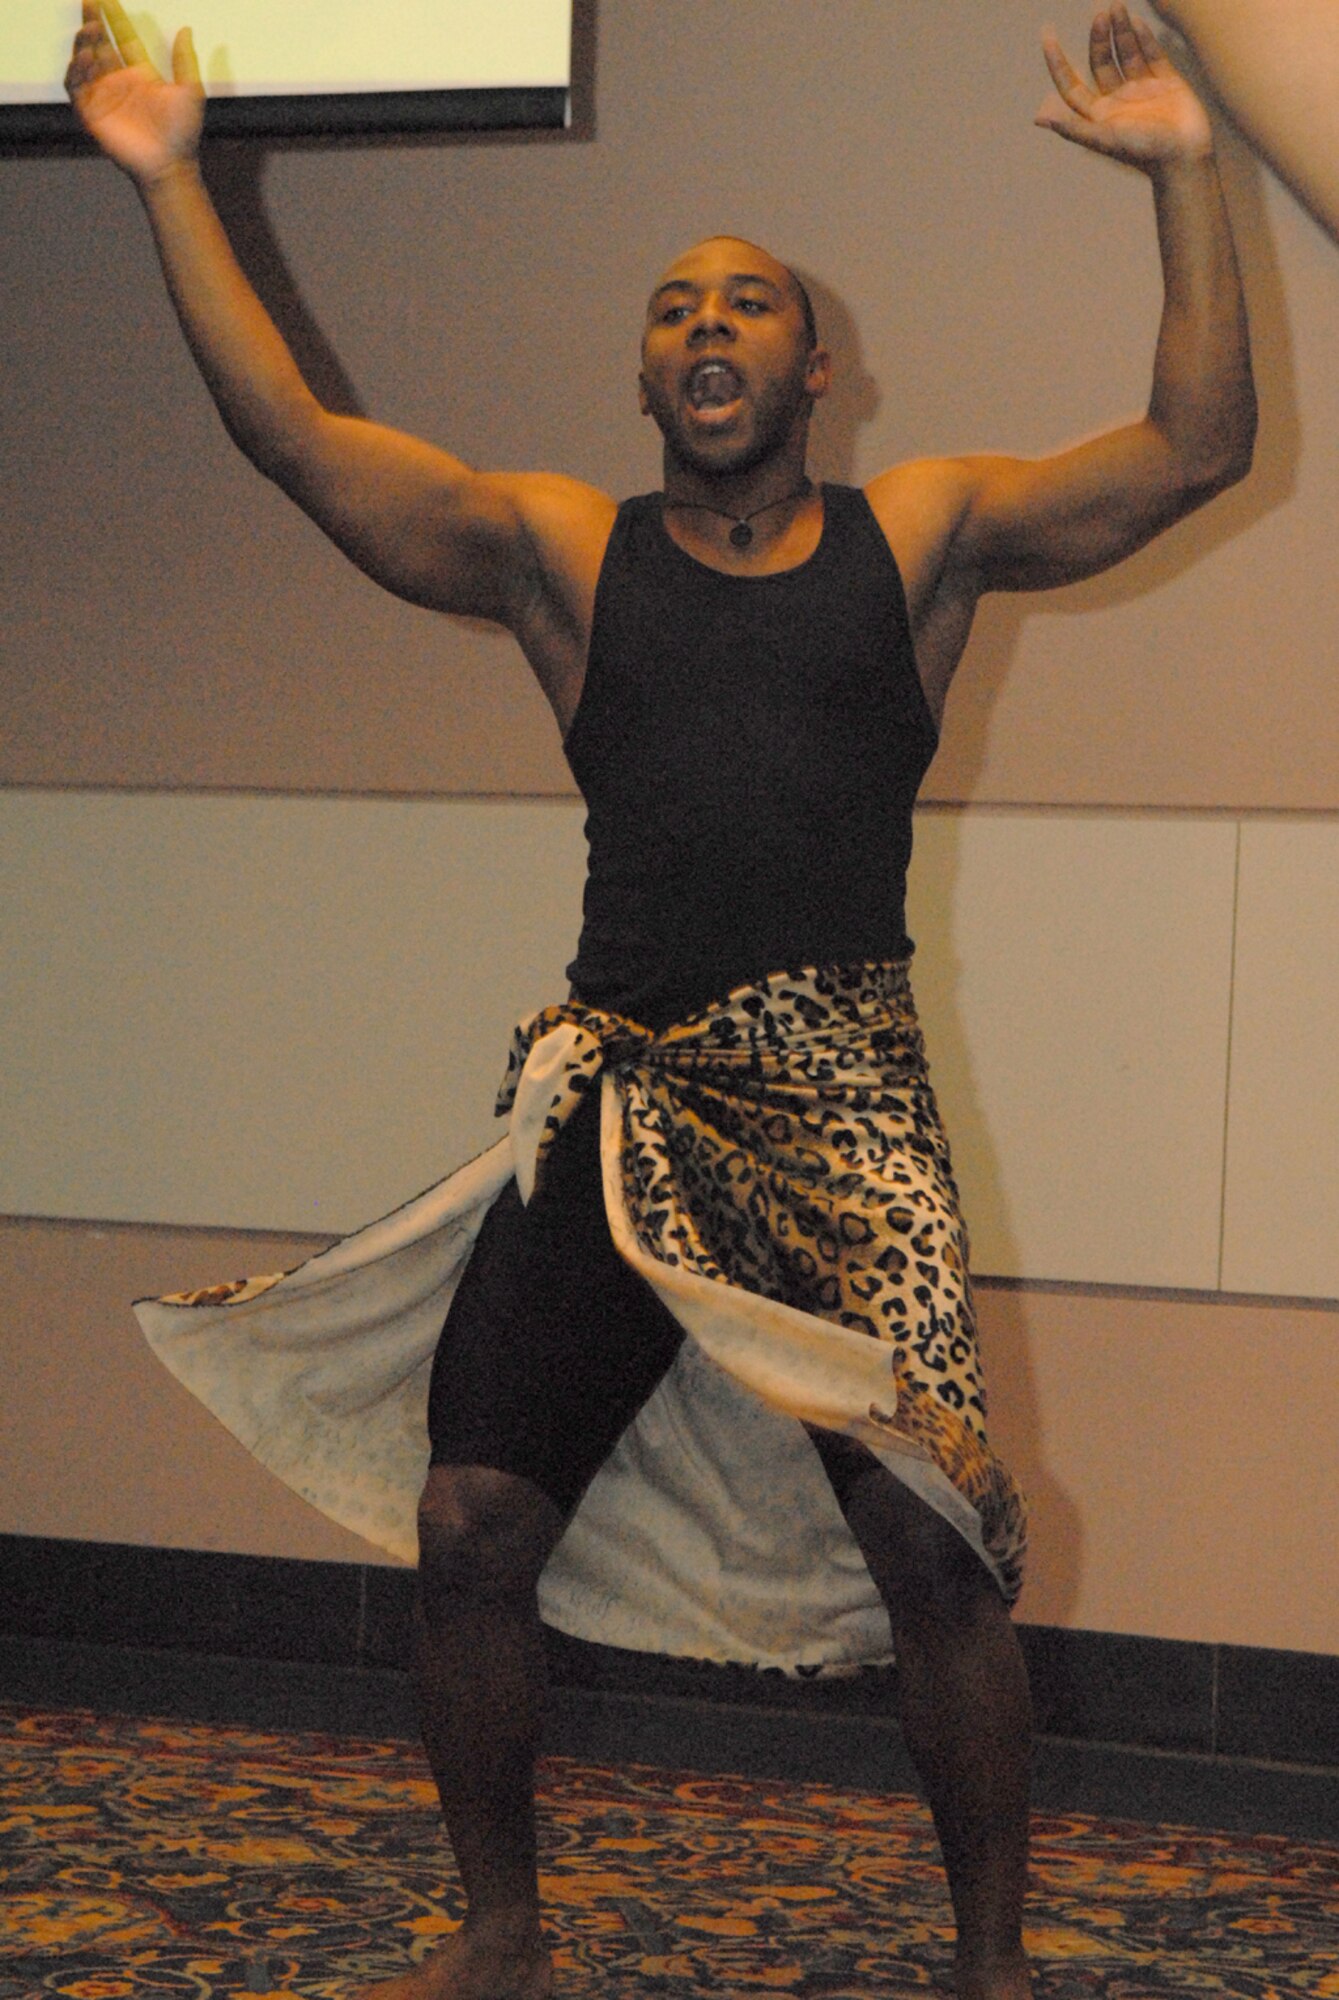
[1152,0,1339,244]
[816,1440,1034,2000]
[359,1463,565,2000]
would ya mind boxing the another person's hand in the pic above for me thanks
[65,0,203,186]
[1035,4,1212,169]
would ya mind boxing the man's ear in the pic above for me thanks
[805,345,833,402]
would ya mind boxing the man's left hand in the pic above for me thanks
[1036,4,1213,167]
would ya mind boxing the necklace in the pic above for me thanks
[663,476,813,549]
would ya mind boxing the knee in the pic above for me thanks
[416,1464,563,1617]
[897,1535,1004,1637]
[845,1470,1005,1637]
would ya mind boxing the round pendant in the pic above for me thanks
[729,520,754,549]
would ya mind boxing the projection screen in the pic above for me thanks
[2,0,573,140]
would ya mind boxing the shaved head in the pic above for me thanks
[651,236,818,349]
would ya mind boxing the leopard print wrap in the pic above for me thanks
[501,961,1027,1604]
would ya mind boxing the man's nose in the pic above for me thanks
[687,298,733,343]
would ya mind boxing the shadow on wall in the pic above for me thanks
[891,105,1299,1627]
[973,1281,1086,1628]
[892,129,1297,1633]
[192,0,604,419]
[924,116,1297,806]
[203,145,366,419]
[1026,122,1296,621]
[799,110,1295,819]
[795,268,882,490]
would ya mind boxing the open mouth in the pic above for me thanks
[686,358,744,411]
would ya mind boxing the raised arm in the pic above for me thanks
[1151,0,1339,246]
[868,7,1256,715]
[64,1,612,688]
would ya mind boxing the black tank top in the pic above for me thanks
[563,483,938,1030]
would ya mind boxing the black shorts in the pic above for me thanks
[426,1087,687,1517]
[427,1085,878,1520]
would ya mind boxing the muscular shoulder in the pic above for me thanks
[497,469,619,546]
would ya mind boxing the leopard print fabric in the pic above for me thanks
[500,961,1027,1604]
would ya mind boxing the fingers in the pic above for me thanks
[65,8,121,99]
[100,0,153,69]
[65,0,185,106]
[171,25,201,88]
[1061,6,1171,98]
[1040,26,1097,118]
[69,8,112,67]
[1089,11,1125,93]
[1126,10,1175,75]
[1108,6,1164,81]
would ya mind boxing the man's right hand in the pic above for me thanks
[66,0,203,187]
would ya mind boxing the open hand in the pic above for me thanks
[65,0,203,185]
[1036,5,1213,168]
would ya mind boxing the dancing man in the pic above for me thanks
[67,7,1255,1997]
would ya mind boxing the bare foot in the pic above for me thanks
[357,1916,553,2000]
[953,1953,1033,2000]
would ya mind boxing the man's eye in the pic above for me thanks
[736,297,769,315]
[661,305,689,323]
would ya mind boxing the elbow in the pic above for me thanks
[215,384,327,489]
[1201,437,1255,505]
[1223,438,1256,493]
[1222,379,1260,488]
[1172,391,1258,508]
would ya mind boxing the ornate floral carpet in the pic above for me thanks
[1,1702,1336,1998]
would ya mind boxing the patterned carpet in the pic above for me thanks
[1,1702,1336,1998]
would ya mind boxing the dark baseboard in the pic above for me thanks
[2,1533,1336,1841]
[3,1631,1335,1842]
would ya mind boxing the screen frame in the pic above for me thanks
[1,86,568,146]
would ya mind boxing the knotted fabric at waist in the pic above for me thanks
[499,959,929,1205]
[494,960,1027,1604]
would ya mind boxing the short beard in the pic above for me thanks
[661,425,785,481]
[647,375,813,483]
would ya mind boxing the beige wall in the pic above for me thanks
[2,1216,366,1564]
[6,3,1339,805]
[3,1,1336,1650]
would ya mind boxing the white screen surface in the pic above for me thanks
[5,0,572,102]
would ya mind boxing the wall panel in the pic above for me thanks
[1,790,586,1233]
[907,811,1238,1287]
[13,793,1331,1307]
[0,1215,373,1562]
[1222,819,1339,1297]
[977,1283,1339,1655]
